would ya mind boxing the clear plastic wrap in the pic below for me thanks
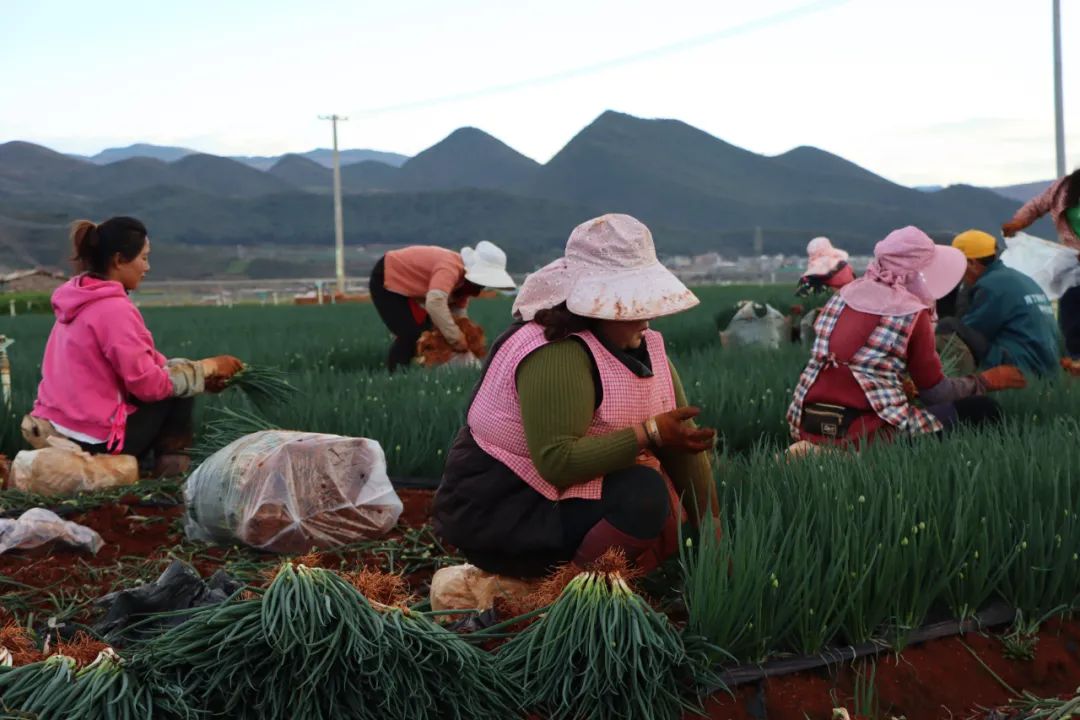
[0,508,103,555]
[1001,232,1080,300]
[184,431,402,553]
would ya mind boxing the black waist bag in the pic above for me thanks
[801,403,867,439]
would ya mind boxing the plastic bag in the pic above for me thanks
[94,560,243,645]
[1001,232,1080,300]
[0,508,103,555]
[429,563,539,612]
[10,437,138,496]
[184,431,403,553]
[719,301,790,349]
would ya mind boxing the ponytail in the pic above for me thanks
[69,216,148,276]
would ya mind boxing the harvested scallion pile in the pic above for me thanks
[497,567,721,720]
[136,563,517,720]
[0,649,195,719]
[225,365,297,410]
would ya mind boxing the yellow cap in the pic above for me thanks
[952,230,997,260]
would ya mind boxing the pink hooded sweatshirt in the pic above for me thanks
[32,275,172,451]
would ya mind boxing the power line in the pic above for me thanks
[356,0,854,116]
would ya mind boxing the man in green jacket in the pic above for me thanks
[937,230,1060,378]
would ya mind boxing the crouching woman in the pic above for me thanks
[26,217,243,475]
[434,214,718,586]
[787,226,1026,448]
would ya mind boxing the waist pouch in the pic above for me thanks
[801,403,868,439]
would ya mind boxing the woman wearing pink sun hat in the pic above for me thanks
[433,214,717,589]
[787,226,1027,448]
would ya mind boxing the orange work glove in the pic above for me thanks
[650,407,717,454]
[978,365,1027,392]
[1001,221,1025,238]
[902,377,919,400]
[201,355,245,381]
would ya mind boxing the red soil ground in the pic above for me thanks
[2,486,1079,718]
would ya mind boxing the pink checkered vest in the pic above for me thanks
[786,294,944,439]
[468,322,677,502]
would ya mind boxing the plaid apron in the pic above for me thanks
[787,294,943,440]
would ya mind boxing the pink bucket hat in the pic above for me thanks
[805,237,849,277]
[511,214,698,322]
[839,226,966,316]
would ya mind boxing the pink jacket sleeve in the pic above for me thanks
[96,304,173,403]
[1010,178,1062,229]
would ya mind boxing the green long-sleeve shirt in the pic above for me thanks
[515,339,715,522]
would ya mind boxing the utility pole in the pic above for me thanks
[1053,0,1066,178]
[319,114,349,295]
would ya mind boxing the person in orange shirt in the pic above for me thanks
[369,242,515,371]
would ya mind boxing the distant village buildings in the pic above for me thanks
[0,269,66,294]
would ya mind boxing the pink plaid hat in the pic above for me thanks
[839,226,966,316]
[512,214,698,322]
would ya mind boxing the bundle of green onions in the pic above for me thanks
[497,567,721,720]
[136,563,517,720]
[224,365,297,410]
[0,649,195,719]
[190,405,278,462]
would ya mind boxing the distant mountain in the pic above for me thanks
[80,143,409,170]
[0,111,1054,279]
[292,148,408,170]
[228,149,408,171]
[0,141,92,195]
[395,127,540,191]
[168,154,295,198]
[772,146,889,184]
[524,111,1036,251]
[89,143,195,164]
[989,180,1052,204]
[341,160,401,193]
[269,154,332,190]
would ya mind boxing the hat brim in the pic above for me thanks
[922,245,967,299]
[566,262,699,320]
[465,267,516,289]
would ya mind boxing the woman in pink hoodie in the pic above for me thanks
[28,217,243,476]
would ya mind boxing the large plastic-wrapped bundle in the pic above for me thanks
[184,431,402,553]
[1001,232,1080,300]
[719,301,790,350]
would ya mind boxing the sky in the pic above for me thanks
[2,0,1077,187]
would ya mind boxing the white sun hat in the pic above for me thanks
[461,241,516,289]
[512,214,698,322]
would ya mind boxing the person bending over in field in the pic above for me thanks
[432,214,718,607]
[368,242,516,372]
[935,230,1060,378]
[24,217,243,476]
[794,236,855,346]
[786,226,1026,448]
[1002,169,1080,375]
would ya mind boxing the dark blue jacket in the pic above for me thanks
[962,260,1060,377]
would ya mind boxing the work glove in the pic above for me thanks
[1001,221,1025,238]
[902,377,919,401]
[201,355,244,382]
[450,337,469,353]
[977,365,1027,392]
[650,407,717,454]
